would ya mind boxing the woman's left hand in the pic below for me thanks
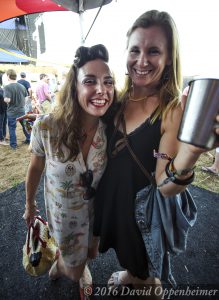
[23,207,37,227]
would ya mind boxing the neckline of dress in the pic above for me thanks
[113,105,159,136]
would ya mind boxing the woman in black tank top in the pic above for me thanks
[94,10,219,292]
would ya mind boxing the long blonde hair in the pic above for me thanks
[121,10,183,122]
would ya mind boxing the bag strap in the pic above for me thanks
[111,100,127,137]
[26,216,47,254]
[35,215,47,225]
[121,114,156,186]
[108,100,127,158]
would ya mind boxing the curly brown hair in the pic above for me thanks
[51,44,116,162]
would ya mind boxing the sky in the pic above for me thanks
[38,0,219,83]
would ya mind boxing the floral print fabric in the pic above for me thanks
[30,114,107,267]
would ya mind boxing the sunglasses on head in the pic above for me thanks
[80,169,96,200]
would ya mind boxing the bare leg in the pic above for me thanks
[49,254,86,281]
[49,235,99,281]
[211,149,219,172]
[202,148,219,174]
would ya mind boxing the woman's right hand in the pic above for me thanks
[23,206,38,227]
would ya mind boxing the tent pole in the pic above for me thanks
[79,11,85,45]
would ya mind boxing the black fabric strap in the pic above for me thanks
[120,114,156,186]
[108,100,127,158]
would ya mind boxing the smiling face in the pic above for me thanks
[127,26,171,89]
[76,59,114,118]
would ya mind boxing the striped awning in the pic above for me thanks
[0,47,29,63]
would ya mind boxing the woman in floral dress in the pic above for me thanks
[23,44,116,299]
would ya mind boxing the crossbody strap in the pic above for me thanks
[108,100,127,158]
[26,216,47,254]
[121,114,156,186]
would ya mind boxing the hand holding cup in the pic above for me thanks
[178,77,219,150]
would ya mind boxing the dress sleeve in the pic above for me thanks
[30,116,45,157]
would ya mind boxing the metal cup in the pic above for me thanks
[178,77,219,149]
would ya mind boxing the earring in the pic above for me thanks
[163,70,169,81]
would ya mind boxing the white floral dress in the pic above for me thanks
[30,114,107,267]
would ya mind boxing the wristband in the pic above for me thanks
[165,161,195,186]
[169,158,196,176]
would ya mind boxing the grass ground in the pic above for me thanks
[0,125,30,192]
[0,125,218,194]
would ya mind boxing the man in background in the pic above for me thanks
[4,69,30,150]
[36,73,52,114]
[0,76,8,146]
[17,72,33,113]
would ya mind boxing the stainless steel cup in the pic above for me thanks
[178,77,219,149]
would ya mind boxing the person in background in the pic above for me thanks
[58,70,68,91]
[18,72,32,97]
[4,69,30,149]
[202,147,219,175]
[18,72,33,113]
[48,74,57,102]
[0,78,8,146]
[2,71,9,87]
[93,10,219,294]
[35,73,52,114]
[22,44,116,300]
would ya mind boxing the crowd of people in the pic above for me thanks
[0,70,59,149]
[0,9,219,300]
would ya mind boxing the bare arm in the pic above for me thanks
[45,92,51,101]
[28,87,33,98]
[23,154,45,226]
[155,105,200,196]
[44,85,51,101]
